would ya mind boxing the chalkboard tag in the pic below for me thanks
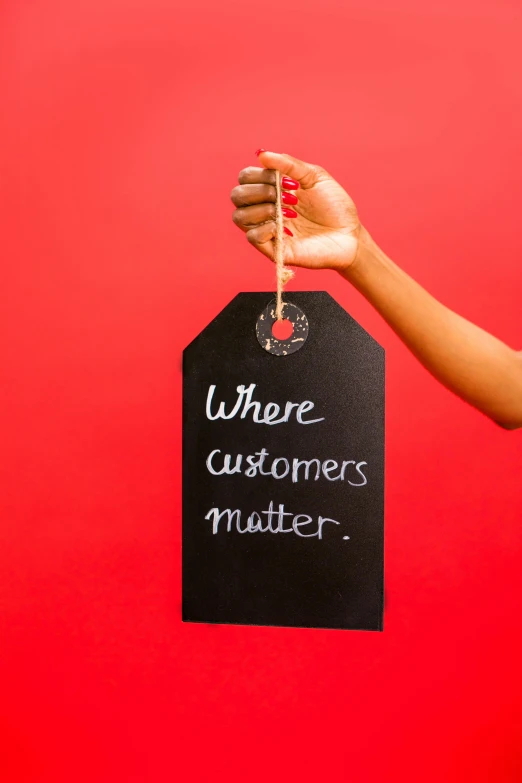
[182,292,385,631]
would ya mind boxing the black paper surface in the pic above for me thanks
[182,292,385,630]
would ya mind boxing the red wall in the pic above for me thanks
[1,1,521,780]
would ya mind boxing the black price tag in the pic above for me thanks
[182,292,385,630]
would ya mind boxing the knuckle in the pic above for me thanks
[232,185,253,207]
[238,166,256,184]
[232,209,243,226]
[240,187,253,206]
[313,164,329,180]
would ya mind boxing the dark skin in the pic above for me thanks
[231,150,522,430]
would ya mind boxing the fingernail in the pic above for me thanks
[281,191,298,205]
[282,207,297,218]
[283,227,293,236]
[282,177,299,190]
[255,148,266,156]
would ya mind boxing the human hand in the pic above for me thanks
[231,150,362,272]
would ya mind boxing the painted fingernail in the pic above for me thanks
[282,207,297,218]
[281,191,298,205]
[255,148,266,156]
[283,227,293,236]
[282,177,299,190]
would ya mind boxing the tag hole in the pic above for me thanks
[256,301,308,355]
[272,319,293,340]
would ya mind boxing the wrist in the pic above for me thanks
[337,225,384,284]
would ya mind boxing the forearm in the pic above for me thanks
[342,227,522,429]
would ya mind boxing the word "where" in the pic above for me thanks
[206,383,324,425]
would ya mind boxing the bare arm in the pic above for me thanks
[231,149,522,429]
[347,228,522,429]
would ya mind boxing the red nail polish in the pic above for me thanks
[282,177,299,190]
[282,207,297,218]
[282,191,298,205]
[255,148,266,156]
[283,227,293,236]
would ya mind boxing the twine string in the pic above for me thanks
[274,169,294,321]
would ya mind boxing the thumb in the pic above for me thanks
[256,150,327,189]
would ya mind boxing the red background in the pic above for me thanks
[1,0,521,780]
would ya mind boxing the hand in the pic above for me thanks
[231,150,362,272]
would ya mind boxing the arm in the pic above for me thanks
[231,149,522,430]
[347,228,522,429]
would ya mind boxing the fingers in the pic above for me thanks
[245,222,276,261]
[232,203,276,231]
[238,167,276,186]
[237,167,300,191]
[231,183,276,208]
[231,168,300,209]
[256,150,328,189]
[231,156,306,259]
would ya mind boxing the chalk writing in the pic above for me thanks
[203,383,369,543]
[206,448,368,486]
[205,501,341,539]
[206,383,325,425]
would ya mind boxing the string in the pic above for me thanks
[274,169,294,321]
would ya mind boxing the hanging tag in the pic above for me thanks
[182,292,385,631]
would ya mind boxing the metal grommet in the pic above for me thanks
[255,300,309,356]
